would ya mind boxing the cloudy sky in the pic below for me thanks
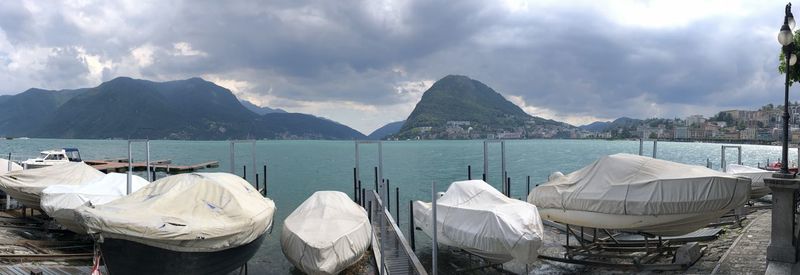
[0,0,792,134]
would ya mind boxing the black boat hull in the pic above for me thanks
[101,234,265,275]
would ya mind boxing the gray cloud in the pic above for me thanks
[0,0,791,132]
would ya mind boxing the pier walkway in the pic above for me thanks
[366,191,427,275]
[85,159,219,174]
[712,211,770,274]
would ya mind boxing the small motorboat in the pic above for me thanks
[413,180,544,264]
[760,161,798,173]
[0,162,104,209]
[529,154,750,236]
[21,148,82,169]
[40,173,150,233]
[281,191,371,275]
[726,164,771,199]
[75,173,275,275]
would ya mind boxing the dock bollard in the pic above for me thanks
[409,200,415,251]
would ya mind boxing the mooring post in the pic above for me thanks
[508,177,512,198]
[432,180,438,275]
[374,166,378,191]
[5,153,10,209]
[360,184,364,206]
[353,167,358,202]
[151,170,156,181]
[229,141,235,173]
[467,165,471,180]
[483,140,488,183]
[145,140,151,182]
[639,137,644,156]
[386,179,391,212]
[263,163,268,196]
[243,165,247,180]
[255,174,260,191]
[395,187,399,223]
[652,139,657,159]
[527,176,531,197]
[127,140,132,195]
[409,200,415,251]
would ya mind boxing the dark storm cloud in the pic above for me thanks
[0,0,789,129]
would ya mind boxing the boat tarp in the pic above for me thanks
[0,158,22,174]
[413,180,544,264]
[75,173,276,252]
[281,191,371,275]
[40,173,150,233]
[528,153,751,216]
[726,164,771,198]
[0,162,104,209]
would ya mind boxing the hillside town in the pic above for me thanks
[580,104,795,143]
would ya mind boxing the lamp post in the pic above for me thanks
[777,2,798,178]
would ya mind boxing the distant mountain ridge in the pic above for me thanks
[0,77,365,140]
[395,75,573,139]
[368,120,405,140]
[240,99,287,115]
[579,117,643,132]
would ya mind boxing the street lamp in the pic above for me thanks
[777,3,798,178]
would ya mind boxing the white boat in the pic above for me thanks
[40,173,150,233]
[21,148,82,168]
[74,173,275,275]
[0,162,104,209]
[413,180,544,264]
[528,153,750,236]
[726,164,771,199]
[281,191,371,275]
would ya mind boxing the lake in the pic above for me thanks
[0,138,790,274]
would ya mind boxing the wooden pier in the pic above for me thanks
[365,190,427,275]
[85,158,219,174]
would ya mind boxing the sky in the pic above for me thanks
[0,0,792,134]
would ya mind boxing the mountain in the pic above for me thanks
[0,77,364,140]
[367,120,405,140]
[240,99,286,115]
[0,88,86,137]
[395,75,572,139]
[579,121,611,132]
[580,117,644,132]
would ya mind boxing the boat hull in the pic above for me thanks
[538,208,730,236]
[101,234,265,275]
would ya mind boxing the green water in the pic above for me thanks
[0,139,789,274]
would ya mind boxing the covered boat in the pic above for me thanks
[0,162,104,209]
[528,153,750,236]
[40,173,150,233]
[75,173,275,275]
[413,180,544,264]
[726,164,771,199]
[0,158,22,174]
[281,191,371,275]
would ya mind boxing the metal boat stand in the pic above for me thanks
[538,222,706,271]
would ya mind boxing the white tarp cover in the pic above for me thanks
[726,164,771,199]
[281,191,371,275]
[40,173,150,233]
[0,158,22,174]
[0,162,104,209]
[75,173,276,252]
[529,153,750,216]
[413,180,544,264]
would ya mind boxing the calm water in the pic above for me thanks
[0,139,790,274]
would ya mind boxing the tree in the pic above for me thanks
[778,30,800,86]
